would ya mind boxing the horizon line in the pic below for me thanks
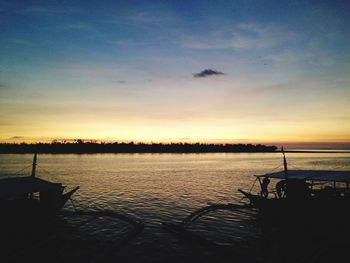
[1,137,350,150]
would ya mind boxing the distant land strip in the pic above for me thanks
[282,150,350,153]
[0,141,277,154]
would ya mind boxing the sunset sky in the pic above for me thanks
[1,1,349,146]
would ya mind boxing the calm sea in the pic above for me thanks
[1,152,350,262]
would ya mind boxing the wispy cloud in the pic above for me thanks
[231,23,299,49]
[107,11,173,26]
[62,23,95,31]
[193,69,225,78]
[180,36,231,50]
[18,6,58,14]
[18,6,74,16]
[9,136,26,139]
[6,39,34,46]
[180,23,300,51]
[107,39,159,46]
[128,12,166,24]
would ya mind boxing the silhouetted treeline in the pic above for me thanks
[0,141,277,154]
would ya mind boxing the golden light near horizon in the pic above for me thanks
[0,1,350,148]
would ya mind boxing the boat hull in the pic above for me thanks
[0,186,79,222]
[239,189,350,225]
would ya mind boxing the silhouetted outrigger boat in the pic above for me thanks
[163,149,350,257]
[1,154,144,263]
[239,150,350,224]
[0,154,79,220]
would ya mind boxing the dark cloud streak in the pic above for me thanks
[193,69,225,78]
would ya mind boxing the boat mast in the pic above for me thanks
[282,147,288,179]
[31,153,37,177]
[282,147,288,197]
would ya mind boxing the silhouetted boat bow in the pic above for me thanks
[0,154,79,220]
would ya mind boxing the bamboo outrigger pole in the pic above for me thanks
[31,153,37,177]
[282,147,288,179]
[282,147,288,197]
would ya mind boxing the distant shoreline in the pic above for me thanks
[282,150,350,154]
[0,142,277,154]
[1,142,349,154]
[1,151,349,154]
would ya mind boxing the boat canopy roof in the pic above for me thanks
[0,176,62,199]
[257,170,350,183]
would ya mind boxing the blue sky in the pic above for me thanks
[1,0,350,144]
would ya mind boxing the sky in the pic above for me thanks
[0,0,350,147]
